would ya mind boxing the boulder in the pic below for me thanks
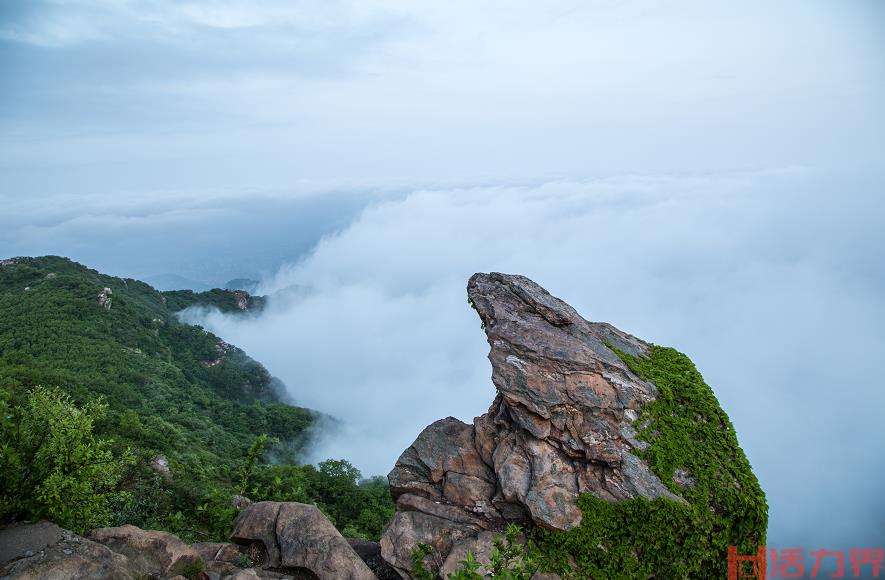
[0,521,64,566]
[380,272,739,576]
[231,501,374,580]
[88,524,203,578]
[0,522,138,579]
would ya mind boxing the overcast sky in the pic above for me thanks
[2,0,884,559]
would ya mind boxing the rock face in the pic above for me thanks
[88,525,203,578]
[231,501,375,580]
[97,287,113,310]
[0,522,163,580]
[381,273,685,577]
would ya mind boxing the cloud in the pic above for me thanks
[0,186,391,285]
[2,0,883,198]
[190,168,885,551]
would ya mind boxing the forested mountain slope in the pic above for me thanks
[162,287,266,315]
[0,256,311,468]
[0,256,393,541]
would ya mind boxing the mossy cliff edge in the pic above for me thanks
[533,345,767,578]
[381,273,767,578]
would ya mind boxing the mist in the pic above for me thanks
[187,167,885,553]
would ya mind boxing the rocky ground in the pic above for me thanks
[0,502,391,579]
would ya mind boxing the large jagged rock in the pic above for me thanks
[231,501,375,580]
[380,273,687,577]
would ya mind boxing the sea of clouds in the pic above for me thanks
[181,167,885,553]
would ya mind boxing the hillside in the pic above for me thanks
[0,256,393,542]
[162,288,266,315]
[0,256,309,466]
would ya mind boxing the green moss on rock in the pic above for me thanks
[532,345,767,578]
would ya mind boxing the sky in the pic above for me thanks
[2,0,884,559]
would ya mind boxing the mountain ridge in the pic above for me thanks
[0,256,394,544]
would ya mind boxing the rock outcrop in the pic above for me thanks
[231,502,376,579]
[380,273,691,577]
[97,287,113,310]
[88,525,203,578]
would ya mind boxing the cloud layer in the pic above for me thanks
[3,1,884,197]
[189,168,885,551]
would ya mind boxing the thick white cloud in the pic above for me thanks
[190,168,885,550]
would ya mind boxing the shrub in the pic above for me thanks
[0,386,134,532]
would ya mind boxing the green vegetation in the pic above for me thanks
[415,524,540,579]
[0,256,392,541]
[177,557,207,579]
[530,345,767,578]
[411,543,436,580]
[162,288,265,314]
[0,386,133,533]
[441,346,767,579]
[247,459,395,540]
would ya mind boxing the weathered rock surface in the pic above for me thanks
[381,272,684,576]
[88,524,203,578]
[231,501,375,580]
[0,522,143,579]
[0,518,345,580]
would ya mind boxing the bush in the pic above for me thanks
[0,386,134,532]
[419,524,540,579]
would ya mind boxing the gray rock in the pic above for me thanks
[88,524,203,578]
[0,523,138,579]
[0,522,63,568]
[231,501,374,580]
[380,273,684,575]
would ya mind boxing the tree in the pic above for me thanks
[0,386,133,532]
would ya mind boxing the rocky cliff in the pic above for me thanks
[381,273,767,578]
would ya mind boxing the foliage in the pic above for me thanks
[411,543,436,580]
[448,552,482,579]
[176,557,206,579]
[244,458,395,541]
[0,386,134,533]
[423,524,540,580]
[0,257,394,541]
[238,433,270,495]
[530,345,768,578]
[487,524,541,579]
[162,288,266,315]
